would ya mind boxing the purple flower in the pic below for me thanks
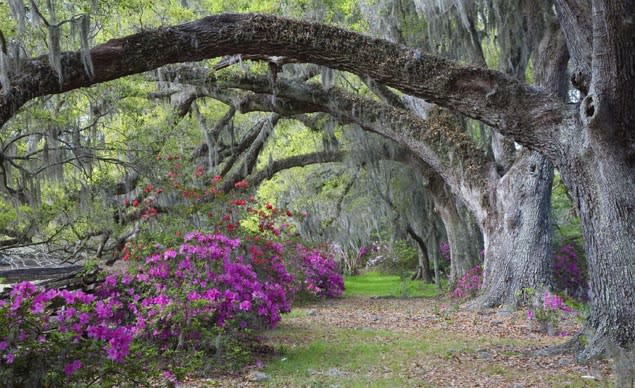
[64,359,82,377]
[95,301,113,319]
[136,273,149,282]
[163,370,178,383]
[163,249,177,260]
[187,292,202,301]
[10,281,38,298]
[239,300,252,311]
[104,275,117,288]
[177,258,192,272]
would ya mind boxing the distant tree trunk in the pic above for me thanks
[428,176,481,284]
[406,224,433,283]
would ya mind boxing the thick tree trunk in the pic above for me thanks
[473,14,567,308]
[561,142,635,359]
[476,152,554,307]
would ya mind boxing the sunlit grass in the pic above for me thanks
[344,270,441,298]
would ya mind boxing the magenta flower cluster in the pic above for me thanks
[439,242,451,262]
[0,281,133,368]
[541,290,573,313]
[527,290,574,335]
[297,245,345,298]
[96,231,294,351]
[452,265,483,298]
[0,230,348,384]
[0,229,346,384]
[553,243,588,299]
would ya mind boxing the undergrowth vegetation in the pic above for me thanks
[0,160,344,386]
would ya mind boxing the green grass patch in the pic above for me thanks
[344,271,440,298]
[261,322,609,387]
[263,326,446,387]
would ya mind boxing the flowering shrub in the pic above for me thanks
[296,245,345,298]
[0,158,345,385]
[526,289,574,335]
[553,243,588,300]
[439,242,451,263]
[0,281,140,386]
[0,230,320,385]
[452,265,482,298]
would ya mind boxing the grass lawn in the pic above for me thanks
[343,270,441,298]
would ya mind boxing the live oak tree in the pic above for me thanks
[0,1,633,369]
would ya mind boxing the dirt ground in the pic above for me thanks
[183,296,613,387]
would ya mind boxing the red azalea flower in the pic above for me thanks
[234,179,249,189]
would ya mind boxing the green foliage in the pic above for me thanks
[367,240,419,277]
[551,172,583,247]
[0,199,32,235]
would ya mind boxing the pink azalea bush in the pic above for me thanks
[452,265,483,298]
[553,243,588,300]
[527,290,574,335]
[296,245,345,298]
[0,162,344,385]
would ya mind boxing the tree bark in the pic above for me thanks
[476,151,554,306]
[427,176,481,284]
[566,156,635,358]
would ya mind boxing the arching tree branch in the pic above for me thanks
[0,14,566,156]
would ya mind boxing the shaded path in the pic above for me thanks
[189,296,612,387]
